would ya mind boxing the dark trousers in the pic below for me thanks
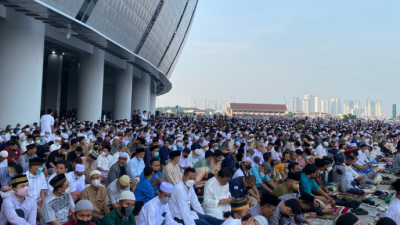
[133,201,144,215]
[7,209,24,225]
[174,213,224,225]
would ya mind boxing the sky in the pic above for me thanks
[157,0,400,116]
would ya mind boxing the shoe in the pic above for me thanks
[351,208,369,215]
[369,200,375,206]
[377,206,386,212]
[365,194,373,199]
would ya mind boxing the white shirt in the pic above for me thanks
[385,197,400,224]
[232,168,252,179]
[344,165,360,179]
[314,144,327,157]
[369,147,381,161]
[67,171,85,192]
[0,160,7,168]
[141,114,148,126]
[112,151,130,165]
[137,196,181,225]
[169,180,204,225]
[203,177,231,219]
[40,115,54,134]
[25,171,47,202]
[222,216,241,225]
[356,150,369,165]
[96,154,114,171]
[47,172,76,193]
[252,149,264,166]
[178,152,191,173]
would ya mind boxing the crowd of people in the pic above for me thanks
[0,108,400,225]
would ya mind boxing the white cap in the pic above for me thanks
[235,141,241,147]
[350,143,357,147]
[242,157,251,163]
[194,136,199,141]
[119,191,135,201]
[194,149,202,155]
[77,133,83,137]
[24,128,30,132]
[323,141,329,146]
[90,170,101,177]
[61,133,68,139]
[75,164,85,172]
[55,137,62,141]
[0,150,8,157]
[40,133,45,136]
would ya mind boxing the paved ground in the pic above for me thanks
[356,173,396,224]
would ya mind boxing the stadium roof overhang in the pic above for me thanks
[0,0,172,95]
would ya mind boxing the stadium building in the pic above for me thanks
[0,0,198,127]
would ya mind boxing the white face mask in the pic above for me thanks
[318,170,324,174]
[213,147,218,150]
[327,167,332,172]
[64,187,70,193]
[177,142,183,147]
[260,172,265,177]
[185,179,195,188]
[102,152,108,157]
[205,147,209,151]
[91,179,101,187]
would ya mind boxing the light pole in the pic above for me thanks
[366,97,369,120]
[231,96,235,103]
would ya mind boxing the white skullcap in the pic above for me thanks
[114,137,120,140]
[90,170,101,177]
[194,136,199,140]
[75,200,93,212]
[119,191,135,201]
[194,149,202,155]
[24,128,30,132]
[242,157,251,163]
[0,150,8,157]
[45,130,50,133]
[176,138,183,142]
[61,133,68,139]
[373,142,379,145]
[55,137,62,141]
[40,133,44,136]
[77,133,83,137]
[235,141,241,147]
[160,182,173,194]
[350,143,357,147]
[201,142,208,147]
[119,152,128,158]
[323,141,329,146]
[254,215,268,225]
[75,164,85,172]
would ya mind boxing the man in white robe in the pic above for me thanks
[137,182,182,225]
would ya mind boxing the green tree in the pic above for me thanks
[342,114,356,120]
[285,111,294,118]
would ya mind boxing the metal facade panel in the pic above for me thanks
[85,0,159,53]
[138,0,186,68]
[159,0,196,73]
[39,0,84,18]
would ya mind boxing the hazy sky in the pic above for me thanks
[158,1,400,116]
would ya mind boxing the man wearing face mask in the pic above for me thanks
[0,174,36,225]
[96,146,113,179]
[178,148,192,173]
[127,148,145,181]
[68,164,86,192]
[64,200,95,225]
[47,161,79,200]
[193,150,214,174]
[79,170,110,221]
[67,146,84,162]
[233,157,252,178]
[107,153,129,185]
[107,175,135,209]
[272,172,301,197]
[47,143,69,175]
[170,168,224,225]
[137,182,181,225]
[25,157,46,214]
[41,174,75,225]
[100,191,136,225]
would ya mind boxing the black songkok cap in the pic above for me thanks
[29,157,43,166]
[287,172,301,181]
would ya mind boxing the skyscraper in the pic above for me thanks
[329,98,341,115]
[207,100,218,110]
[291,97,302,113]
[219,100,230,112]
[302,100,309,114]
[303,95,318,113]
[320,100,329,113]
[375,100,382,117]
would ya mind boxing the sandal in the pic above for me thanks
[377,206,386,212]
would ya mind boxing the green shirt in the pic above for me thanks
[272,182,292,197]
[100,208,136,225]
[193,158,212,173]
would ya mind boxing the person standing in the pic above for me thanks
[141,110,148,126]
[40,109,54,135]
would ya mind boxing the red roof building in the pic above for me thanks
[228,103,287,117]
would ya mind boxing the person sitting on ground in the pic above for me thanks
[96,145,114,179]
[79,170,110,221]
[249,191,280,220]
[140,158,163,195]
[137,182,180,225]
[203,168,233,220]
[0,174,36,225]
[222,198,256,225]
[229,175,257,204]
[66,146,84,163]
[41,174,75,225]
[333,155,364,196]
[64,200,96,225]
[47,143,69,175]
[250,160,274,194]
[335,213,363,225]
[272,172,301,197]
[278,192,315,225]
[80,152,98,175]
[107,152,128,185]
[169,168,224,225]
[162,150,183,185]
[232,157,252,178]
[127,148,145,181]
[47,161,79,201]
[385,179,400,223]
[133,166,155,215]
[68,164,86,192]
[193,150,213,173]
[106,175,135,209]
[268,198,302,225]
[99,191,137,225]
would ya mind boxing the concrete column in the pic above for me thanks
[0,9,45,128]
[67,62,79,110]
[45,54,63,112]
[131,73,151,113]
[150,81,156,115]
[114,64,133,120]
[77,47,104,121]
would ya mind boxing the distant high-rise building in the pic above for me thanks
[207,100,218,110]
[351,108,364,117]
[375,100,382,117]
[303,95,318,113]
[320,100,329,113]
[329,98,341,115]
[302,100,310,114]
[291,97,302,113]
[343,100,360,115]
[188,99,207,110]
[219,100,230,112]
[365,100,376,117]
[189,99,197,108]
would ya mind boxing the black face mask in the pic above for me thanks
[183,156,188,158]
[76,220,90,225]
[121,206,134,217]
[245,164,251,170]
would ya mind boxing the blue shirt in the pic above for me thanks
[159,146,171,165]
[229,176,249,198]
[0,167,11,189]
[127,157,145,179]
[190,142,200,150]
[134,178,154,204]
[221,155,235,174]
[140,170,162,195]
[300,173,320,195]
[249,166,270,188]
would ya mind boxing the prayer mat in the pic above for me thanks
[307,218,335,225]
[336,194,364,202]
[316,213,341,220]
[331,206,350,214]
